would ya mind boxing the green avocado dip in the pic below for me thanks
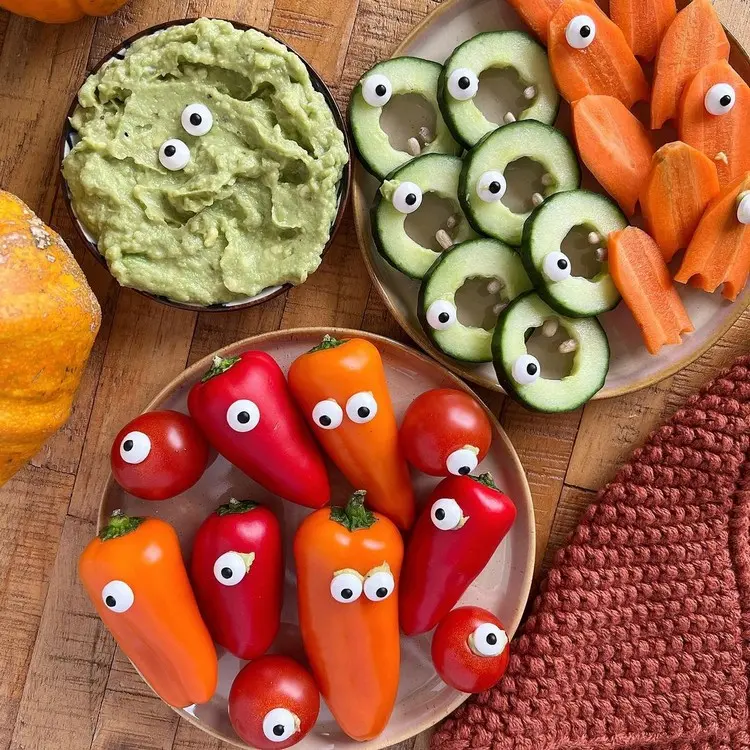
[62,19,348,305]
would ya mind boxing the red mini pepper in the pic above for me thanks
[190,499,282,660]
[188,351,329,508]
[399,473,516,636]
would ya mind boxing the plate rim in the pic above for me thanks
[350,0,750,399]
[96,325,536,750]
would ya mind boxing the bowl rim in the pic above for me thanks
[59,17,352,313]
[96,325,536,750]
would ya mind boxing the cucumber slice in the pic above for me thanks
[521,190,626,318]
[492,292,610,412]
[372,154,477,279]
[418,238,533,362]
[349,57,462,179]
[438,31,559,148]
[459,121,580,246]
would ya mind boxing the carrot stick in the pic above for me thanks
[548,0,649,108]
[608,227,694,354]
[572,94,654,216]
[610,0,676,62]
[650,0,729,129]
[640,142,720,261]
[675,172,750,300]
[678,60,750,188]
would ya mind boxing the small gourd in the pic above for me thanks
[0,0,129,23]
[0,191,101,486]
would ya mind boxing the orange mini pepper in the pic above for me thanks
[294,492,403,741]
[78,511,217,708]
[288,335,415,530]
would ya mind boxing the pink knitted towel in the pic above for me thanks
[433,355,750,750]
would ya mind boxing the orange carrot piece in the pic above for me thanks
[609,227,694,354]
[572,95,654,216]
[675,172,750,300]
[650,0,729,129]
[506,0,595,43]
[640,142,720,261]
[678,60,750,188]
[610,0,676,62]
[548,0,649,108]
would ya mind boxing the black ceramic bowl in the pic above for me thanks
[60,18,351,312]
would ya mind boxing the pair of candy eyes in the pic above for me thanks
[330,569,395,603]
[158,103,213,171]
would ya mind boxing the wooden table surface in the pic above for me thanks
[1,0,750,748]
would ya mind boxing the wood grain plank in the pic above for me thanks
[8,516,115,750]
[0,466,74,749]
[539,485,596,574]
[172,719,228,750]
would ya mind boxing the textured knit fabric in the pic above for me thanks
[433,356,750,750]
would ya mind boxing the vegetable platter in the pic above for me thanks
[351,0,750,409]
[94,327,534,749]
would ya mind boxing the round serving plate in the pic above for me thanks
[97,327,535,750]
[352,0,750,398]
[60,18,351,313]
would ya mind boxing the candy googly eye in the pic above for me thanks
[363,569,395,601]
[447,68,479,101]
[346,392,378,424]
[311,399,343,430]
[119,431,151,465]
[512,354,541,385]
[362,74,393,107]
[446,448,478,476]
[704,83,736,115]
[159,138,190,170]
[213,551,248,587]
[426,300,457,330]
[392,181,423,214]
[102,580,134,613]
[565,15,596,49]
[181,103,213,136]
[476,171,507,203]
[543,251,572,282]
[226,399,261,433]
[262,708,299,743]
[431,497,464,530]
[737,193,750,225]
[470,622,508,657]
[330,571,363,603]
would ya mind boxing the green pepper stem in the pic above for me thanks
[216,498,259,516]
[201,355,240,382]
[309,334,346,353]
[474,472,498,489]
[329,490,377,531]
[99,510,144,541]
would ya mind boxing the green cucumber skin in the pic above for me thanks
[369,195,424,280]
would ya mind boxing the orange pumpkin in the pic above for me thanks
[0,191,101,486]
[0,0,129,23]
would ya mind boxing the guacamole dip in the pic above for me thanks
[63,19,348,305]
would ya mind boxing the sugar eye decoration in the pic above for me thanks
[426,300,457,330]
[565,15,596,49]
[213,551,248,587]
[312,399,344,430]
[159,138,190,171]
[476,171,507,203]
[543,251,572,282]
[737,193,750,225]
[330,571,363,603]
[226,399,261,433]
[262,708,299,743]
[470,622,508,657]
[363,569,395,601]
[362,74,393,107]
[431,497,464,530]
[346,392,378,424]
[512,354,541,385]
[704,83,736,116]
[119,431,151,465]
[446,448,478,476]
[392,182,423,214]
[102,580,134,613]
[447,68,479,101]
[181,104,213,136]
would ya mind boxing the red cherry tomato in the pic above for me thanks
[400,389,492,477]
[431,606,510,693]
[229,655,320,749]
[110,410,210,500]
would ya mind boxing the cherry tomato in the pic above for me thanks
[229,655,320,749]
[400,389,492,476]
[110,410,210,500]
[431,606,510,693]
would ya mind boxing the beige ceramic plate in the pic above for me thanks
[352,0,750,398]
[98,327,534,750]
